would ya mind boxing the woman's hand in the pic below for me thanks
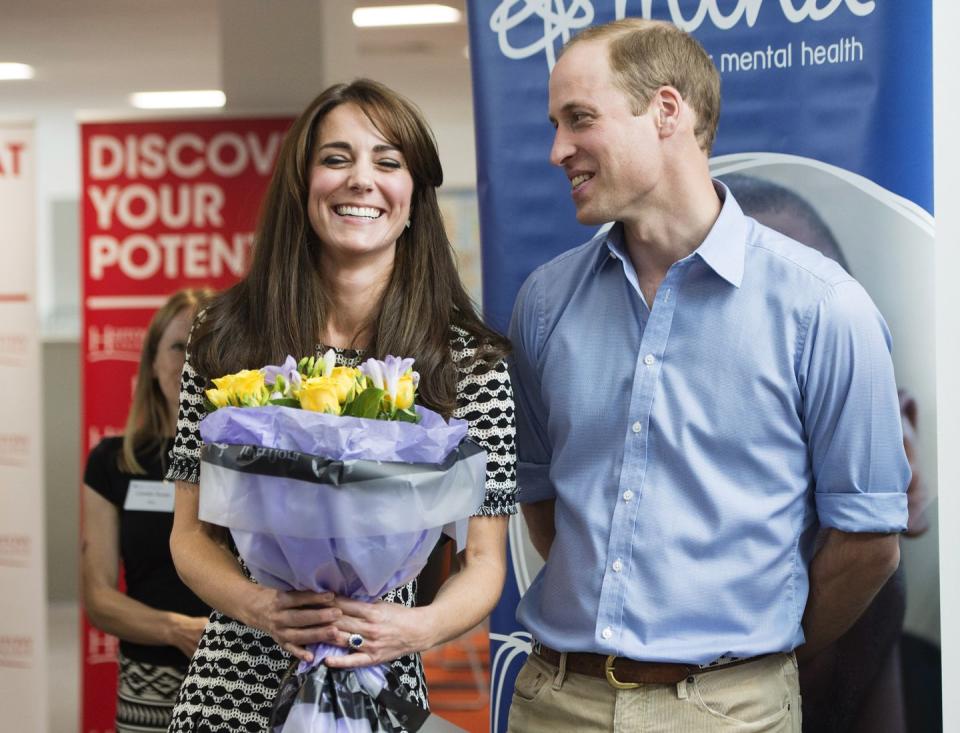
[323,597,431,669]
[165,613,209,658]
[246,588,343,662]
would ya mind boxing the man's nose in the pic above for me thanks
[549,129,574,167]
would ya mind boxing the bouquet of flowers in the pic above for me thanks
[198,352,485,733]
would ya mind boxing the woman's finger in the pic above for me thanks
[281,642,314,663]
[326,650,375,669]
[328,616,376,639]
[332,596,383,621]
[278,590,335,609]
[279,606,341,628]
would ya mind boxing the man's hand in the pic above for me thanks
[797,529,900,662]
[522,500,556,561]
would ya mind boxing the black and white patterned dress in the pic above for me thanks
[165,325,517,731]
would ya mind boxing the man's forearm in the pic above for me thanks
[798,529,900,662]
[521,500,556,561]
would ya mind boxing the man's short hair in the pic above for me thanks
[563,18,721,154]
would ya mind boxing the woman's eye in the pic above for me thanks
[378,158,402,169]
[322,155,349,166]
[171,342,186,353]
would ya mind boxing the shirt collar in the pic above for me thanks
[593,181,748,287]
[693,181,746,288]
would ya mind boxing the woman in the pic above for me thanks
[166,79,517,730]
[82,288,212,732]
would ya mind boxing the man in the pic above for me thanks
[507,18,909,732]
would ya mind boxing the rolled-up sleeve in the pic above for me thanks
[798,279,910,532]
[508,272,556,504]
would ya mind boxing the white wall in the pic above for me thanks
[934,1,959,729]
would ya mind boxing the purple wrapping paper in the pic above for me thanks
[200,404,467,463]
[196,403,487,732]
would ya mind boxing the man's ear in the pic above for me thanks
[654,86,682,135]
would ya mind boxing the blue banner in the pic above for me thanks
[468,2,934,731]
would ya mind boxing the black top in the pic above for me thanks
[84,436,210,667]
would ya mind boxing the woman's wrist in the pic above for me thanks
[236,584,273,633]
[410,603,441,652]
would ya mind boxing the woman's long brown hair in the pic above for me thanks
[120,288,210,474]
[190,79,508,417]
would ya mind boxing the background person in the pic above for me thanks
[82,288,212,733]
[165,78,517,730]
[508,19,909,732]
[721,172,931,733]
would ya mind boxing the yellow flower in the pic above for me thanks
[329,366,360,404]
[211,369,265,402]
[299,377,341,414]
[390,374,416,410]
[205,388,231,408]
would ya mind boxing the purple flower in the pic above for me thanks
[263,355,302,394]
[360,356,417,403]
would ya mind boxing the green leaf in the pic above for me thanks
[343,387,384,419]
[268,398,300,408]
[396,408,421,424]
[203,397,219,413]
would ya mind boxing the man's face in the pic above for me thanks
[548,40,663,226]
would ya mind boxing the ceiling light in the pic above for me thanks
[129,90,226,110]
[0,63,35,80]
[353,4,461,27]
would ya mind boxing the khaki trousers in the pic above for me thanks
[507,651,801,732]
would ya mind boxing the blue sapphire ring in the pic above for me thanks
[348,633,365,650]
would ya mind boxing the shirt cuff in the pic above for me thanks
[815,491,908,533]
[517,461,556,503]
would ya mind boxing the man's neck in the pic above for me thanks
[621,170,722,307]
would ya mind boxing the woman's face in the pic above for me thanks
[307,102,414,266]
[153,307,192,418]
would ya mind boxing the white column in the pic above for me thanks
[0,120,47,732]
[935,0,960,728]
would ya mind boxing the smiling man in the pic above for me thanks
[506,18,910,733]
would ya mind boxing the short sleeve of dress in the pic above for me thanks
[84,438,123,507]
[450,326,518,517]
[166,320,208,484]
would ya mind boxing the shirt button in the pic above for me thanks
[612,559,623,572]
[602,627,613,640]
[631,421,642,434]
[643,354,655,366]
[623,490,634,502]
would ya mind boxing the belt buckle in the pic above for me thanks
[604,655,640,690]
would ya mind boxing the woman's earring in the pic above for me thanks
[405,219,411,229]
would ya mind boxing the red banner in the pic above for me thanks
[80,116,291,732]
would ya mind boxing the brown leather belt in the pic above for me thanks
[534,643,773,688]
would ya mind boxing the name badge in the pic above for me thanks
[124,480,175,513]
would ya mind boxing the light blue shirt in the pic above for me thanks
[509,185,909,664]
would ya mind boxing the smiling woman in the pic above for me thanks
[307,103,414,268]
[163,79,517,732]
